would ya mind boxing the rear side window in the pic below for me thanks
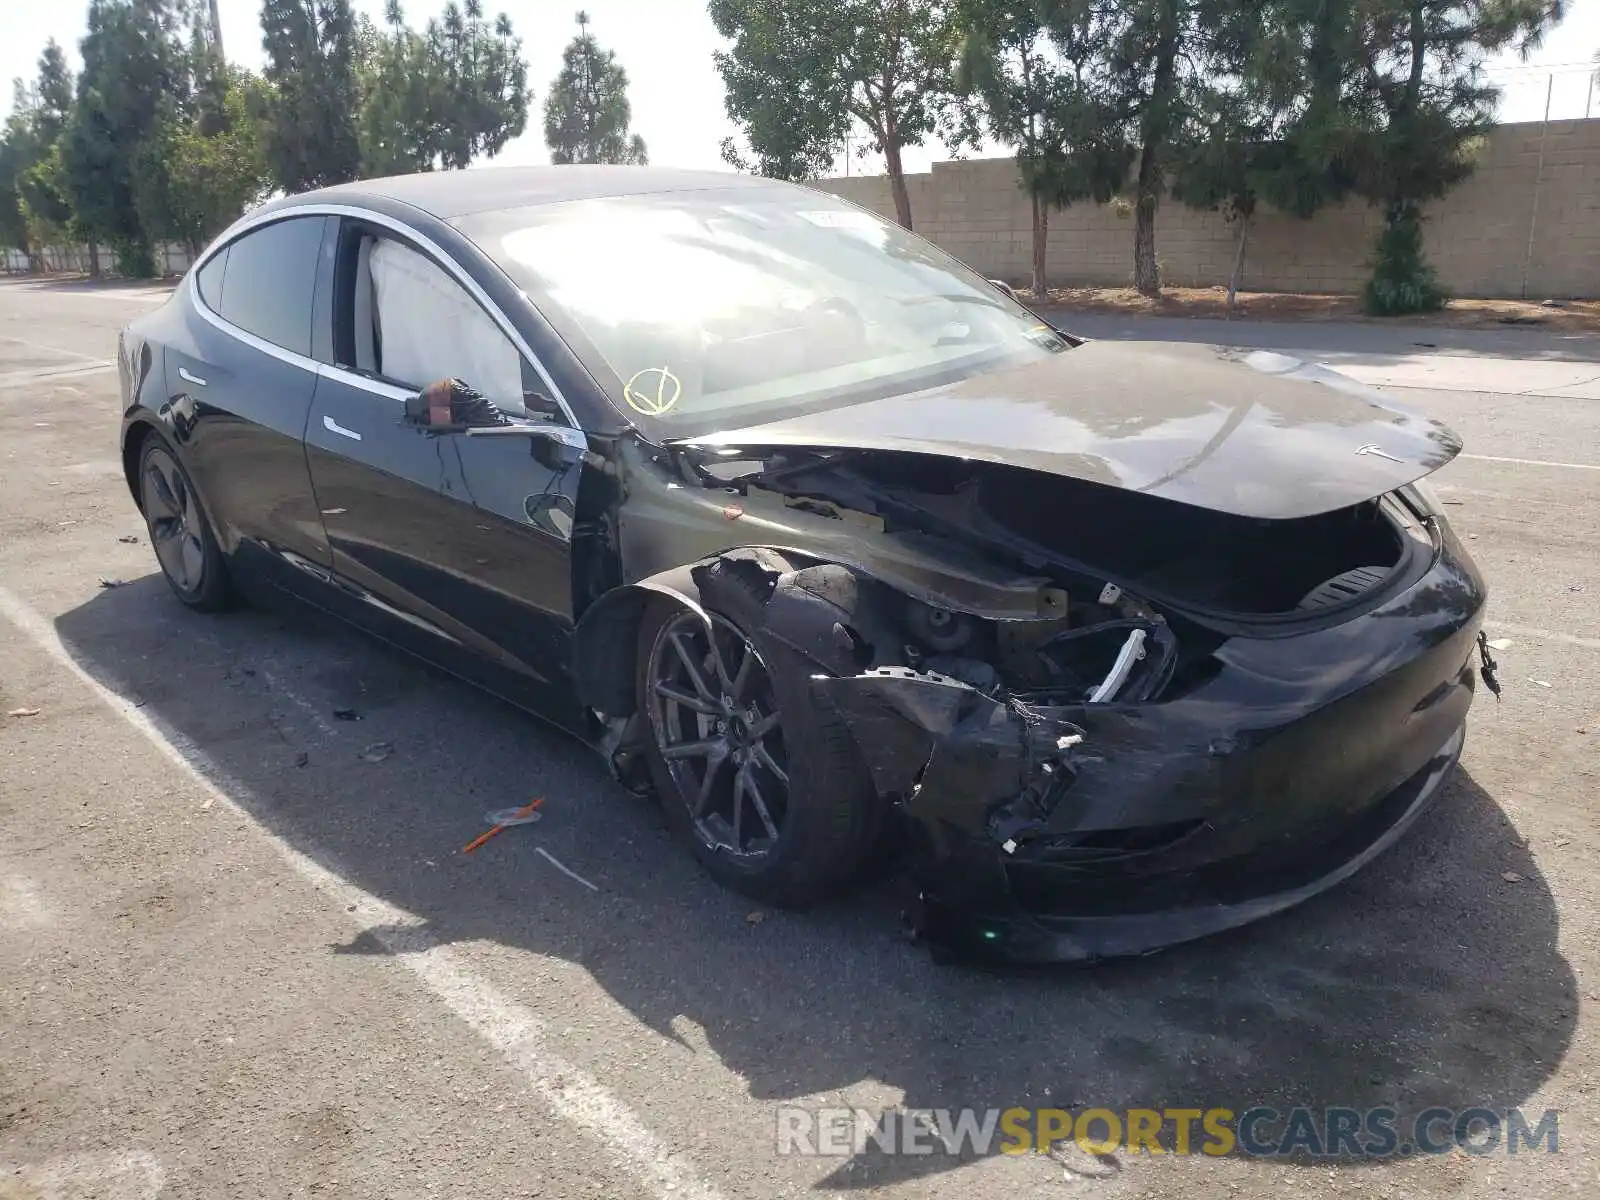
[214,216,326,357]
[194,246,228,308]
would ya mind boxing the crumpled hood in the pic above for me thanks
[681,340,1462,520]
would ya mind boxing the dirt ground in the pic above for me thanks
[1021,285,1600,333]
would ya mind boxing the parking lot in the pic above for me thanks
[1,277,1596,1198]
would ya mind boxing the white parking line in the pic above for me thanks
[0,333,111,363]
[1458,453,1600,472]
[0,361,117,389]
[0,582,722,1200]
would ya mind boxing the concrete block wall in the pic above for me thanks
[812,119,1600,299]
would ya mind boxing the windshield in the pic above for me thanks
[455,187,1068,433]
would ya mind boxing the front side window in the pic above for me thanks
[212,215,326,357]
[456,188,1067,434]
[356,235,526,416]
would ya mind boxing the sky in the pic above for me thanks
[4,0,1599,180]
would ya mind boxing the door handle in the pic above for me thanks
[177,366,207,387]
[323,415,362,442]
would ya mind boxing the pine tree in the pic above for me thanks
[260,0,362,191]
[543,12,647,166]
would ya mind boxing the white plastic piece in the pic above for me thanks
[484,807,543,826]
[1056,733,1083,750]
[1002,838,1018,855]
[1087,628,1148,703]
[1097,582,1122,605]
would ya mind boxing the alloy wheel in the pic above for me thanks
[141,447,206,595]
[647,610,790,859]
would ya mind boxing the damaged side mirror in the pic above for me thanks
[404,377,585,458]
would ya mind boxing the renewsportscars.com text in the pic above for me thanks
[774,1106,1559,1159]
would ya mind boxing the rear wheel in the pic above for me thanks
[138,438,233,612]
[636,595,878,906]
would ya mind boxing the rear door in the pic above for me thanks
[165,214,335,581]
[303,217,585,716]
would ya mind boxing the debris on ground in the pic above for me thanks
[462,798,544,854]
[7,707,42,718]
[332,707,360,721]
[1502,871,1524,883]
[358,741,394,763]
[1486,638,1513,651]
[535,847,599,891]
[1529,679,1552,688]
[98,577,127,589]
[118,534,139,544]
[745,910,767,926]
[294,752,309,768]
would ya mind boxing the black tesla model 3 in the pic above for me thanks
[117,166,1490,963]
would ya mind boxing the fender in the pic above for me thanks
[573,563,712,716]
[573,547,916,718]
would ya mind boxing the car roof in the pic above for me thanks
[295,165,794,220]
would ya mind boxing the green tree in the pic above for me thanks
[1093,0,1220,295]
[543,11,647,165]
[428,1,530,169]
[136,67,273,254]
[356,0,529,175]
[1,44,79,264]
[710,0,961,229]
[62,0,189,276]
[1345,0,1560,314]
[356,2,436,174]
[955,0,1131,295]
[260,0,362,191]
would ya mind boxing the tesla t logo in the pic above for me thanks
[1355,443,1404,463]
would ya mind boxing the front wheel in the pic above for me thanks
[636,597,878,907]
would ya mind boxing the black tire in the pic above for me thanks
[635,582,880,908]
[136,436,234,612]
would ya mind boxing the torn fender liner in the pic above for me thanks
[810,668,1086,861]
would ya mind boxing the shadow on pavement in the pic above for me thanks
[55,576,1577,1188]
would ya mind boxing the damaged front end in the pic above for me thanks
[594,437,1486,964]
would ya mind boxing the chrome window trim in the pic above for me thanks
[190,202,586,444]
[314,365,414,403]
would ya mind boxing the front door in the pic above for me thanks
[303,219,584,721]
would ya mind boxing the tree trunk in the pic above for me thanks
[1132,139,1160,295]
[884,137,913,230]
[88,240,101,277]
[1132,6,1179,297]
[1227,212,1250,312]
[1031,193,1048,298]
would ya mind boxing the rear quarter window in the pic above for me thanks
[194,246,228,309]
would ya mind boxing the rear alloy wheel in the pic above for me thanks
[138,439,232,611]
[636,595,881,907]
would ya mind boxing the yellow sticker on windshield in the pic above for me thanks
[624,366,682,416]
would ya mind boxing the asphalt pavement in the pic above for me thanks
[2,278,1596,1199]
